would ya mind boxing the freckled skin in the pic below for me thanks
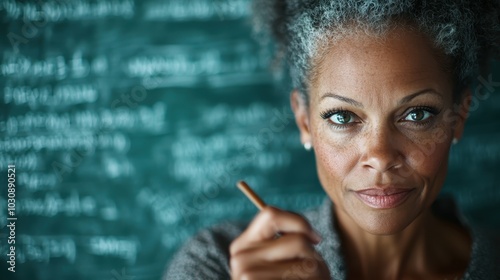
[309,29,463,234]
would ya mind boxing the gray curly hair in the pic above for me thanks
[252,0,500,103]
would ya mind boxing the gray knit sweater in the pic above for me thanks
[165,197,500,279]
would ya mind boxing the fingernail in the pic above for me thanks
[312,231,322,244]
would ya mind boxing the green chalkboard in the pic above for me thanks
[0,1,498,280]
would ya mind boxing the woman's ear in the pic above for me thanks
[453,88,472,141]
[290,89,312,147]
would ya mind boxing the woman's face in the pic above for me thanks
[292,28,469,234]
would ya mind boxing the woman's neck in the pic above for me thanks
[335,207,471,280]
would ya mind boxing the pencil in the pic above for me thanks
[236,180,267,211]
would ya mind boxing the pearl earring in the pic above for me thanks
[452,138,459,145]
[304,142,312,151]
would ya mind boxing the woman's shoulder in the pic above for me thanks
[433,195,500,279]
[464,224,500,279]
[163,220,248,280]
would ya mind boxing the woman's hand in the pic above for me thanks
[229,206,330,279]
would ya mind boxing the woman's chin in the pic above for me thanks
[345,204,422,235]
[358,215,416,235]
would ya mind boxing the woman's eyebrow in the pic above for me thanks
[398,89,443,105]
[320,93,364,108]
[320,89,443,108]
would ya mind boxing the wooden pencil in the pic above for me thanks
[236,180,267,211]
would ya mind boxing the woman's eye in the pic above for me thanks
[320,109,359,129]
[403,108,434,122]
[330,112,354,124]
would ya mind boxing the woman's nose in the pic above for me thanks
[360,126,404,172]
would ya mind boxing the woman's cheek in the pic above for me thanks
[312,126,359,194]
[407,138,451,180]
[403,124,453,178]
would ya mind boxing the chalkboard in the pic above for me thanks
[0,1,498,279]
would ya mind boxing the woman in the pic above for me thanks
[166,1,500,279]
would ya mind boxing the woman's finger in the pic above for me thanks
[231,232,322,267]
[230,206,322,255]
[231,257,328,280]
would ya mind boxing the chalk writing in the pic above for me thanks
[0,54,108,79]
[17,172,58,191]
[0,152,40,171]
[1,0,134,22]
[16,191,97,217]
[449,134,500,164]
[9,235,77,264]
[3,84,98,107]
[0,132,129,153]
[126,44,265,78]
[144,0,249,21]
[0,103,166,135]
[88,236,137,264]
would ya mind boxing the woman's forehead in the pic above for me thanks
[310,28,453,101]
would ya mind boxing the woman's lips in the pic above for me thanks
[354,188,415,209]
